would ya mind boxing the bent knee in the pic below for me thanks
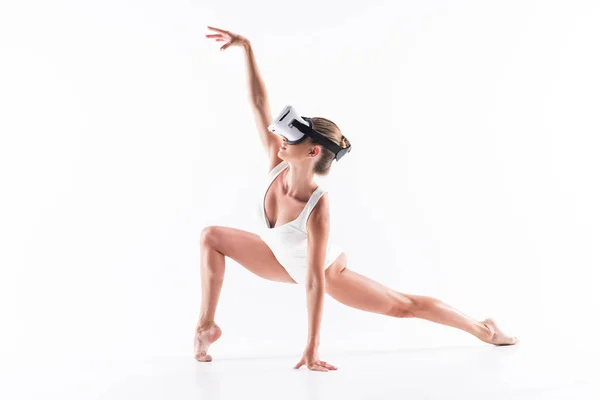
[200,225,221,249]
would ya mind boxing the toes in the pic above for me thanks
[195,352,213,362]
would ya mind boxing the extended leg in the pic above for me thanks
[324,259,518,345]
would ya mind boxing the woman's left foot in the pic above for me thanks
[194,322,222,362]
[481,318,520,346]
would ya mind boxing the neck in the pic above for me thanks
[283,160,317,199]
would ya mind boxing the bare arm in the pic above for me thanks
[304,195,331,348]
[243,40,268,106]
[293,193,337,371]
[205,26,282,169]
[243,40,283,168]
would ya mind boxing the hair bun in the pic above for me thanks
[340,135,350,148]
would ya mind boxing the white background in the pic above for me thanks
[1,0,598,365]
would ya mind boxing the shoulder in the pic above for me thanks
[306,191,331,235]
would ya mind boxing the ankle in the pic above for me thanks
[196,320,216,332]
[479,321,493,341]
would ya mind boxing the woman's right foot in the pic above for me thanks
[481,317,520,346]
[194,322,222,362]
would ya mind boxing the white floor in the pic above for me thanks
[2,343,597,399]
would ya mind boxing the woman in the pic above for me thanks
[197,26,519,372]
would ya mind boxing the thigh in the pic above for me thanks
[324,255,416,317]
[202,225,297,284]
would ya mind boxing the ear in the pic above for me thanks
[309,145,321,158]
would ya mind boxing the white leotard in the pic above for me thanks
[258,160,344,285]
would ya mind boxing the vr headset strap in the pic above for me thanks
[291,118,351,161]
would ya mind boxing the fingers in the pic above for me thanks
[308,363,329,372]
[318,361,338,370]
[205,27,239,52]
[205,33,229,42]
[205,34,226,43]
[295,361,328,371]
[207,26,228,33]
[294,358,337,371]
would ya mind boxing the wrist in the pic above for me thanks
[307,338,320,348]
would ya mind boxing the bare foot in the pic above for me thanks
[194,322,222,362]
[481,318,519,346]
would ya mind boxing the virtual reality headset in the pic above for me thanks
[267,105,351,161]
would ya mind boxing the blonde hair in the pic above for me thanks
[308,117,351,176]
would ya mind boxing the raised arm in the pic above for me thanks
[205,26,283,170]
[293,194,338,372]
[243,40,284,168]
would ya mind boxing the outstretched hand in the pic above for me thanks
[294,346,338,372]
[205,26,248,51]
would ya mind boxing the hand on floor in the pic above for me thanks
[294,345,338,372]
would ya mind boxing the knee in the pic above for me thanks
[398,295,439,318]
[389,299,416,318]
[389,295,434,318]
[200,225,220,249]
